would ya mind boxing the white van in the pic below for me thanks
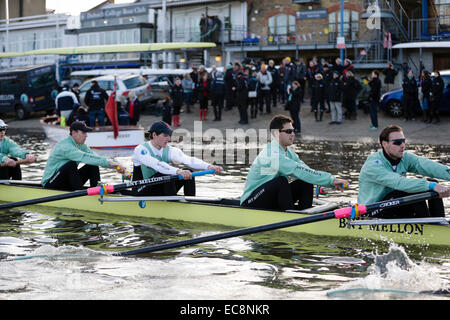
[78,74,152,107]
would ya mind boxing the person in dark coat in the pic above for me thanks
[211,71,226,121]
[311,73,326,121]
[382,62,398,92]
[368,70,382,129]
[161,96,172,125]
[248,71,259,119]
[170,77,184,127]
[287,81,302,134]
[197,73,211,121]
[67,105,89,126]
[342,71,362,120]
[402,70,418,121]
[126,90,141,126]
[420,70,432,123]
[235,72,249,125]
[294,58,307,103]
[430,70,444,123]
[268,60,280,107]
[224,64,236,110]
[84,80,109,127]
[328,71,344,124]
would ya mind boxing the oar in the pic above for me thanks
[0,169,215,211]
[0,159,32,167]
[114,191,438,256]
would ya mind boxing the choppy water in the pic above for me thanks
[0,129,449,303]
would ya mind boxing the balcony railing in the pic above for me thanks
[159,21,376,47]
[408,16,450,41]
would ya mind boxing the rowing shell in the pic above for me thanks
[0,181,448,247]
[40,116,145,149]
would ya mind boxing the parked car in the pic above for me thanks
[380,70,450,117]
[147,76,173,103]
[78,74,152,107]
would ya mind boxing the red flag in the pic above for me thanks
[105,77,119,139]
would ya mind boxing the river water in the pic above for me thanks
[0,129,449,303]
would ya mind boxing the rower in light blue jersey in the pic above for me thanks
[358,124,450,218]
[240,115,349,211]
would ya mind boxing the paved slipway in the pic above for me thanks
[2,99,449,145]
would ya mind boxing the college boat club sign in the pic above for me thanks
[295,9,328,20]
[81,5,149,21]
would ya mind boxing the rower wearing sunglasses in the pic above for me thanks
[358,124,450,218]
[240,115,349,210]
[0,119,37,180]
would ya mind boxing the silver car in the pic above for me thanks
[78,74,152,107]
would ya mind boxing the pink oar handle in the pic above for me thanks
[87,185,115,196]
[334,205,367,219]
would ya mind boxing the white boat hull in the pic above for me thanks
[41,118,145,149]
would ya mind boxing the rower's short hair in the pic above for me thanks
[269,115,293,131]
[379,125,403,144]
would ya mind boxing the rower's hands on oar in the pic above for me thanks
[333,178,350,191]
[177,169,193,180]
[433,184,450,198]
[207,165,223,174]
[25,154,37,163]
[109,160,127,174]
[4,157,17,167]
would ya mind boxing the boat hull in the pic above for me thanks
[0,183,448,248]
[40,118,145,149]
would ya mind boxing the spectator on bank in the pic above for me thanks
[311,73,326,122]
[182,73,194,113]
[420,70,432,123]
[294,58,307,103]
[368,70,382,130]
[197,72,211,121]
[328,71,343,125]
[170,77,184,127]
[161,96,172,125]
[402,69,418,121]
[287,80,302,134]
[126,90,141,126]
[430,69,444,124]
[382,62,399,92]
[211,71,226,121]
[248,71,259,119]
[257,64,273,114]
[224,63,236,110]
[342,71,362,120]
[236,72,249,125]
[267,60,280,107]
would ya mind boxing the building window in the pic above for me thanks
[328,9,359,40]
[268,14,296,36]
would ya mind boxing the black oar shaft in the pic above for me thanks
[0,189,88,210]
[114,211,336,256]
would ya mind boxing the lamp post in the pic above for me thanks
[340,0,344,63]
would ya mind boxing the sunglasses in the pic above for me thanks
[279,129,295,134]
[0,127,6,132]
[389,138,406,146]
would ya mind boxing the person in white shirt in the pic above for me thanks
[55,86,80,120]
[130,121,223,196]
